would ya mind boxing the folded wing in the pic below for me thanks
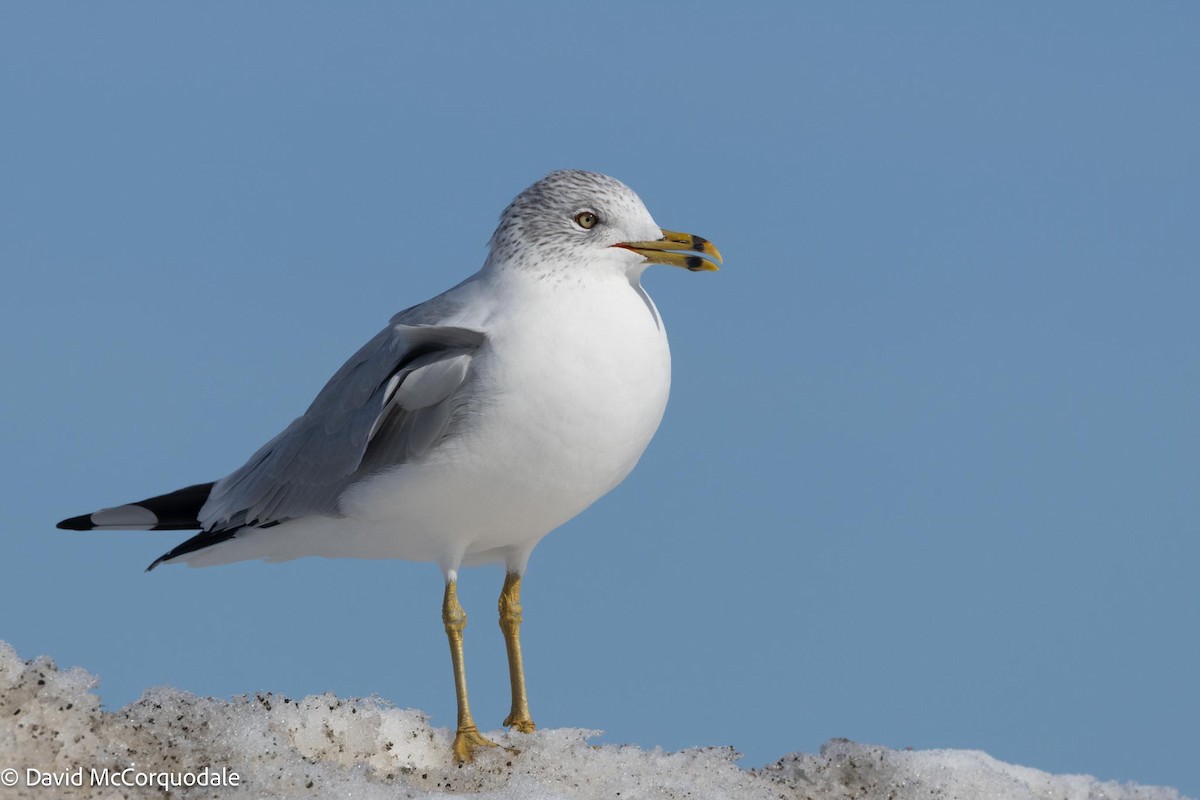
[198,323,486,532]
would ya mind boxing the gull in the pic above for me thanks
[57,169,721,762]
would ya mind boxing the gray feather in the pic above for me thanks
[198,323,485,530]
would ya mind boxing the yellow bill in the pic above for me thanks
[613,228,723,272]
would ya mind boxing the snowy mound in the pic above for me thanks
[0,641,1186,800]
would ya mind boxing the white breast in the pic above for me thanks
[336,270,671,569]
[483,274,671,497]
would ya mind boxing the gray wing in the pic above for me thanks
[198,323,486,531]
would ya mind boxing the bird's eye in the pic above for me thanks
[573,211,599,229]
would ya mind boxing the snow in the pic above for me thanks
[0,640,1187,800]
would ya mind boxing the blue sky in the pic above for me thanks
[2,3,1197,795]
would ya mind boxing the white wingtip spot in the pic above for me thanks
[91,504,159,528]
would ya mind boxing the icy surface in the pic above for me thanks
[0,641,1187,800]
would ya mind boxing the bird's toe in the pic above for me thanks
[452,726,500,763]
[503,712,536,734]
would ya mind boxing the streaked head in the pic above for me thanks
[487,170,721,277]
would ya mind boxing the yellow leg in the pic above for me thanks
[442,579,498,762]
[498,572,536,733]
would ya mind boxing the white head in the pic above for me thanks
[486,170,721,279]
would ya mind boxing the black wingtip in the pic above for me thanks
[143,528,239,573]
[57,515,94,531]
